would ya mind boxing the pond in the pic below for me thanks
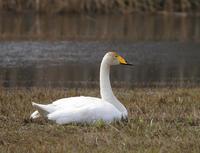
[0,13,200,88]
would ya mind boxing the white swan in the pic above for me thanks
[30,52,132,124]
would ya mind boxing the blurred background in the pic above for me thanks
[0,0,200,88]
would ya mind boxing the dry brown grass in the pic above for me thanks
[0,87,200,153]
[0,0,199,14]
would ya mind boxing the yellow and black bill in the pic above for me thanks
[117,55,133,66]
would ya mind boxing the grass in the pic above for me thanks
[0,0,199,14]
[0,87,200,152]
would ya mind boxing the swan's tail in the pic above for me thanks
[30,110,40,119]
[31,102,52,118]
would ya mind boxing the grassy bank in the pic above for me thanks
[0,87,200,152]
[0,0,199,14]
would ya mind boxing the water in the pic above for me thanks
[0,13,200,88]
[0,13,199,42]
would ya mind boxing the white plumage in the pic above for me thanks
[30,52,131,124]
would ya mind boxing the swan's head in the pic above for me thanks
[104,52,132,66]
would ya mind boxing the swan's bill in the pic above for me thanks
[123,63,133,66]
[116,54,132,66]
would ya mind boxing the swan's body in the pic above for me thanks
[30,52,131,124]
[32,97,122,124]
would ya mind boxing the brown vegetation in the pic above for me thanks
[0,87,200,152]
[0,0,199,14]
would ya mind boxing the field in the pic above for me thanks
[0,87,200,153]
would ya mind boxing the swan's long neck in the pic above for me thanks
[100,57,127,116]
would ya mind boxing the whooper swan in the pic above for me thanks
[30,52,132,124]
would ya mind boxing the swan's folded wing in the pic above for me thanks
[31,97,103,119]
[51,96,102,108]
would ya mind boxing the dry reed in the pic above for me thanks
[0,0,199,14]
